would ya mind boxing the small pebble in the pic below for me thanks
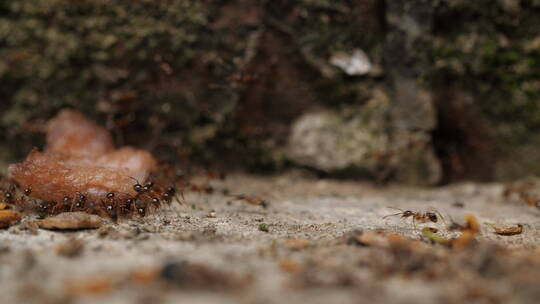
[21,221,39,235]
[56,238,84,258]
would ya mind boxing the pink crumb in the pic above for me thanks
[45,109,114,158]
[8,110,158,203]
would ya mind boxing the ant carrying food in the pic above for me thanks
[383,207,445,229]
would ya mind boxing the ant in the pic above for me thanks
[119,197,136,216]
[101,192,118,219]
[70,192,87,211]
[143,181,154,192]
[135,200,148,217]
[3,188,15,205]
[162,186,177,204]
[102,192,136,221]
[2,184,27,209]
[38,201,58,217]
[113,180,153,217]
[129,176,177,208]
[23,186,32,196]
[129,177,154,193]
[229,194,269,208]
[158,184,184,206]
[383,207,444,229]
[130,177,159,199]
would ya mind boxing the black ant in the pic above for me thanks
[4,189,15,205]
[2,184,29,209]
[162,186,178,204]
[129,177,169,208]
[70,192,87,211]
[129,177,145,193]
[38,201,57,216]
[119,197,136,216]
[135,201,147,217]
[143,181,154,192]
[101,192,121,220]
[383,207,444,229]
[23,186,32,196]
[129,177,154,193]
[119,181,148,217]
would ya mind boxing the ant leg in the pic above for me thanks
[435,210,446,226]
[50,202,62,215]
[177,190,186,205]
[412,217,417,231]
[195,187,203,205]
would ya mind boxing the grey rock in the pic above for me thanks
[287,89,442,185]
[384,0,437,131]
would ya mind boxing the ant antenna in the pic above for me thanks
[382,206,404,218]
[382,212,405,219]
[129,176,144,192]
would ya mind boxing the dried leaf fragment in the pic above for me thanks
[492,224,523,236]
[452,214,480,248]
[465,214,480,234]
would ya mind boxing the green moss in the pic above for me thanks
[2,0,540,180]
[429,0,540,179]
[0,0,214,159]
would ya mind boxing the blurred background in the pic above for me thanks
[1,0,540,185]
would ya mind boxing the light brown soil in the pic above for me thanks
[1,174,539,304]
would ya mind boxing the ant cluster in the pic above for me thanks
[0,173,181,221]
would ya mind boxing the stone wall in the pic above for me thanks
[2,0,540,184]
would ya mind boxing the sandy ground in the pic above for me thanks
[1,174,539,304]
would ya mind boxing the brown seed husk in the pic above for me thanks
[36,212,104,230]
[0,210,21,228]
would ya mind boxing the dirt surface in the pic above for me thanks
[1,174,540,304]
